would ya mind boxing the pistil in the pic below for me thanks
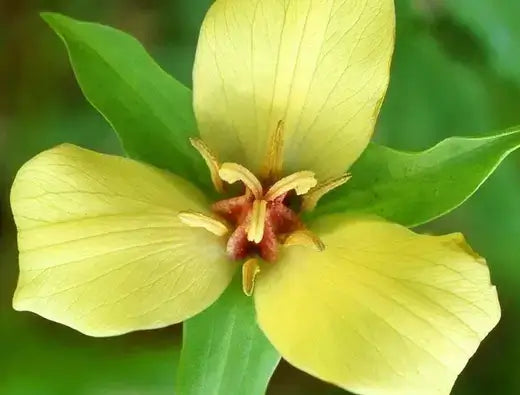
[179,128,351,296]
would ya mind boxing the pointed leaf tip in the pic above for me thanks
[40,12,211,192]
[313,127,520,227]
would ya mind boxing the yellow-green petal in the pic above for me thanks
[11,144,235,337]
[193,0,395,180]
[255,215,500,394]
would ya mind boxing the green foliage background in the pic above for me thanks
[1,0,519,393]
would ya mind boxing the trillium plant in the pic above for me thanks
[10,1,520,394]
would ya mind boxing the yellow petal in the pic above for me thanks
[194,0,395,180]
[11,144,235,337]
[255,215,500,394]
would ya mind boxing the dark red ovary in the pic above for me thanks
[216,193,302,262]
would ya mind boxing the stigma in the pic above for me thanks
[178,122,350,295]
[213,165,317,262]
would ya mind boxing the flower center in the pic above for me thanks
[179,121,351,295]
[212,165,317,262]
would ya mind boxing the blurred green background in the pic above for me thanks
[1,0,519,394]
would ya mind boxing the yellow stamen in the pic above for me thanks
[242,258,260,297]
[301,173,352,211]
[189,138,224,193]
[178,211,229,236]
[219,163,263,199]
[246,200,267,243]
[262,120,285,181]
[264,171,317,201]
[284,230,325,251]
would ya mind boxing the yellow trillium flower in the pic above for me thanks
[11,1,500,394]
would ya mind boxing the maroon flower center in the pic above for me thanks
[212,192,302,262]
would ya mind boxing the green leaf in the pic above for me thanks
[312,128,520,227]
[177,277,280,395]
[40,12,210,190]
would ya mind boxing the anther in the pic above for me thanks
[264,171,317,201]
[189,138,224,193]
[284,230,325,251]
[242,258,261,297]
[301,173,352,211]
[178,211,229,236]
[262,120,285,181]
[247,200,267,243]
[219,163,263,199]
